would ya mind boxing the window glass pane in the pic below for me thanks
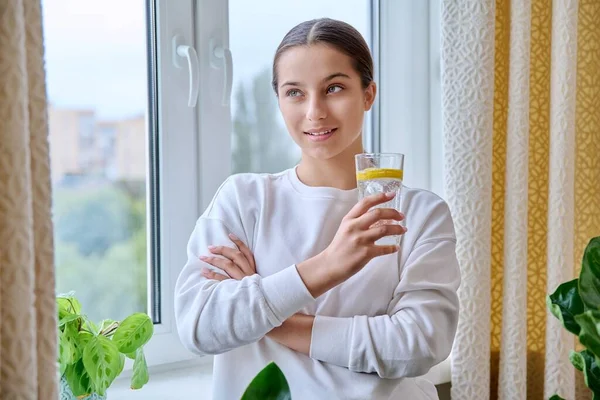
[43,0,152,323]
[229,0,371,174]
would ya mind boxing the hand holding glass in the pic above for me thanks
[355,153,405,245]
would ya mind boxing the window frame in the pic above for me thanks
[377,0,444,197]
[128,0,231,372]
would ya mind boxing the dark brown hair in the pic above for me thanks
[271,18,374,94]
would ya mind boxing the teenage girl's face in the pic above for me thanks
[275,44,376,161]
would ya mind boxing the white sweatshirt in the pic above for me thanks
[174,167,460,400]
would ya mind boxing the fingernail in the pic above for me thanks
[201,268,209,274]
[208,245,217,250]
[385,192,396,198]
[229,233,238,240]
[199,256,207,260]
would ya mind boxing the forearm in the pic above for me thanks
[296,253,344,298]
[309,310,456,379]
[267,314,315,355]
[175,262,314,356]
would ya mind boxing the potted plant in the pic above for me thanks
[547,236,600,399]
[57,292,154,399]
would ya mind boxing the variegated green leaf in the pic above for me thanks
[130,347,149,389]
[82,335,121,396]
[112,313,153,354]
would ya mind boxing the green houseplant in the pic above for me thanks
[547,236,600,399]
[57,292,154,399]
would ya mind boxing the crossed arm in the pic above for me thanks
[200,234,314,355]
[196,232,460,379]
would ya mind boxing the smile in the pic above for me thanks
[304,128,337,141]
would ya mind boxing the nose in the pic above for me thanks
[306,96,327,121]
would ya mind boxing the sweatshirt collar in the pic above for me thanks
[286,166,358,203]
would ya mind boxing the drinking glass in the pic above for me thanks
[355,153,405,245]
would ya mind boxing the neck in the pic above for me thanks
[296,136,363,190]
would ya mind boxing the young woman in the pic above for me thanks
[175,18,460,400]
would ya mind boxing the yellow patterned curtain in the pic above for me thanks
[0,0,58,398]
[442,0,600,399]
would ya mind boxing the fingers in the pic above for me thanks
[371,244,400,257]
[356,207,404,229]
[208,245,253,276]
[364,223,407,241]
[228,233,256,273]
[201,268,230,281]
[346,192,396,219]
[199,254,245,280]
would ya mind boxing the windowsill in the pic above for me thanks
[108,359,214,399]
[107,356,451,399]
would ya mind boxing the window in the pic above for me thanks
[44,0,201,370]
[45,0,150,323]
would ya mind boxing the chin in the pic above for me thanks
[303,146,345,161]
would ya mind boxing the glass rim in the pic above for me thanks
[355,152,405,159]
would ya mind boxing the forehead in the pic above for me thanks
[276,44,358,83]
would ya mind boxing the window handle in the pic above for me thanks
[210,39,233,106]
[172,35,200,108]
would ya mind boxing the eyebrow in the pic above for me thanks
[280,72,351,88]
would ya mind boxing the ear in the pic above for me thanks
[363,82,377,111]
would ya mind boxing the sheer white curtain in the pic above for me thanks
[0,1,57,398]
[441,0,600,399]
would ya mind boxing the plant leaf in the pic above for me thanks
[100,319,116,330]
[85,319,100,336]
[130,347,149,390]
[99,319,118,336]
[112,313,153,354]
[241,362,291,400]
[64,358,93,397]
[576,311,600,360]
[59,313,81,328]
[82,335,122,396]
[570,350,585,371]
[571,349,600,395]
[547,278,584,335]
[59,320,82,366]
[79,331,94,350]
[578,237,600,310]
[125,351,137,360]
[57,295,82,315]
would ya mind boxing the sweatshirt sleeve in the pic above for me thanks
[309,197,461,379]
[174,176,315,356]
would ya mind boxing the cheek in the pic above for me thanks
[279,102,304,129]
[332,97,365,125]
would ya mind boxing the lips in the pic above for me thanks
[304,128,337,142]
[304,128,336,136]
[304,128,338,136]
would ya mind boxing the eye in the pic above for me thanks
[327,85,343,94]
[286,89,302,97]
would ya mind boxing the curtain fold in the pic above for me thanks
[442,0,600,398]
[0,0,57,398]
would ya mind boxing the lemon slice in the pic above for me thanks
[356,168,403,181]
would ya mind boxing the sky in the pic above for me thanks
[42,0,370,120]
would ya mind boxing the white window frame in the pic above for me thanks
[118,0,231,375]
[378,0,444,198]
[123,0,448,384]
